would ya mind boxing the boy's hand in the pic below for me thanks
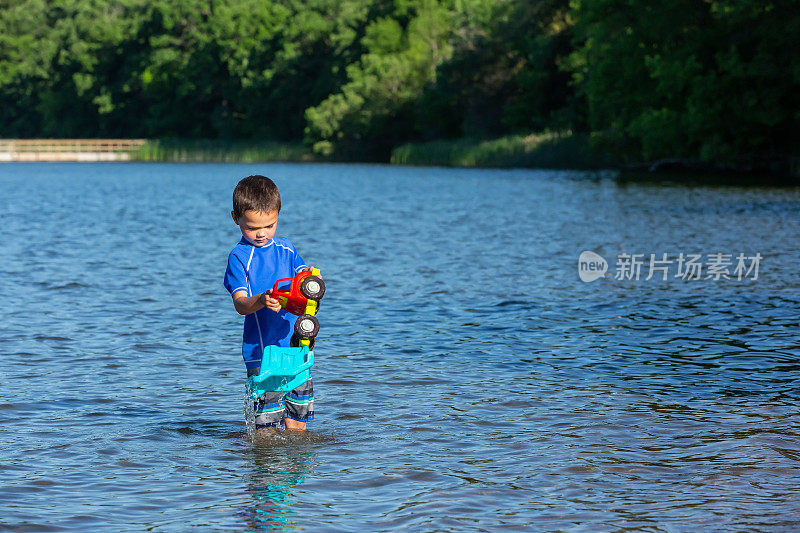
[261,289,282,312]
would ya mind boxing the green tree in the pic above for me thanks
[240,0,373,140]
[416,0,577,140]
[570,0,800,163]
[0,0,55,136]
[304,0,454,158]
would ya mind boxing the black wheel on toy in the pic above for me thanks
[294,314,320,339]
[299,276,325,301]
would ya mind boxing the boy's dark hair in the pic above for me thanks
[232,175,281,218]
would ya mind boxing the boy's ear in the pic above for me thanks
[231,211,238,224]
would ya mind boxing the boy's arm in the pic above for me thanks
[232,289,282,315]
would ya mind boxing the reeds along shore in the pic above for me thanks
[132,139,315,163]
[125,134,613,168]
[390,132,616,169]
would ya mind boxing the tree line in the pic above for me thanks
[0,0,796,165]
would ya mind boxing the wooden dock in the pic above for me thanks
[0,139,146,161]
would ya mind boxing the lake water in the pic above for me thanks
[1,162,799,531]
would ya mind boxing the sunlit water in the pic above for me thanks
[1,163,799,530]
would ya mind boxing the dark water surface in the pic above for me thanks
[1,163,799,531]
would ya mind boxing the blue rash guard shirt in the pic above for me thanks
[223,236,308,370]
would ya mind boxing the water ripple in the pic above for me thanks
[0,163,798,530]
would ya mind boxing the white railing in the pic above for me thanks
[0,139,146,161]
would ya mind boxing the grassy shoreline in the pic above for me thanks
[132,139,317,163]
[127,132,616,169]
[390,131,619,170]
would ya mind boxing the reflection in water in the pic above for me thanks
[237,433,321,531]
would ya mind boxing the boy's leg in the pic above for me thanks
[248,367,285,433]
[284,418,306,431]
[284,378,314,431]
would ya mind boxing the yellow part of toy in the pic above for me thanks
[311,268,321,277]
[305,299,317,316]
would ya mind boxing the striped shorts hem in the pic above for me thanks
[253,378,314,428]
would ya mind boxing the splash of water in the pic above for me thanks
[243,380,256,440]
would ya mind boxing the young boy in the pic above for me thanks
[223,175,313,431]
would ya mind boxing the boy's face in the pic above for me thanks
[232,209,278,247]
